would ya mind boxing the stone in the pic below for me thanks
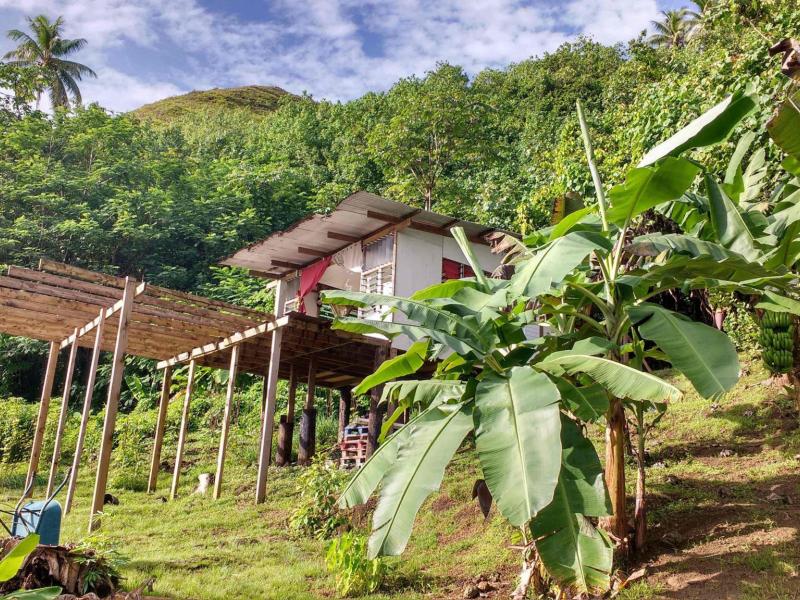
[462,584,480,599]
[719,449,735,457]
[476,581,494,592]
[194,473,214,495]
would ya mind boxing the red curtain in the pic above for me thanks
[441,258,461,281]
[297,256,332,313]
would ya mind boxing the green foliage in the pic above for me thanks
[290,457,349,540]
[710,293,762,354]
[0,398,36,464]
[325,532,388,597]
[0,534,39,582]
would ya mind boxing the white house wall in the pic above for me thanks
[391,228,503,350]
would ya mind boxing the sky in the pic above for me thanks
[0,0,688,112]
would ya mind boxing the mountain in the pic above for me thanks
[132,85,293,121]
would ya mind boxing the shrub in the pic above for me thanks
[289,456,349,539]
[0,397,36,463]
[316,415,340,452]
[325,532,388,597]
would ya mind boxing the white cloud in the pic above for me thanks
[0,0,667,111]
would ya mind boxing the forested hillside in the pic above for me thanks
[0,0,796,397]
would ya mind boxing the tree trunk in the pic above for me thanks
[601,398,628,546]
[633,417,647,553]
[791,315,800,412]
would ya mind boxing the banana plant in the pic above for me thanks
[321,88,799,593]
[652,83,800,406]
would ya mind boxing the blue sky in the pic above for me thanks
[0,0,689,112]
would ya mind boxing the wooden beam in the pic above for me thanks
[171,359,196,500]
[255,279,286,504]
[297,246,329,257]
[327,231,359,243]
[47,328,79,497]
[147,366,173,494]
[213,345,240,499]
[271,259,303,270]
[26,340,60,494]
[156,316,288,369]
[89,276,135,532]
[65,309,105,514]
[39,258,125,288]
[366,210,404,224]
[60,282,146,349]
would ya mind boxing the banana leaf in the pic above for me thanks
[627,303,739,399]
[368,401,473,557]
[638,89,758,167]
[474,367,562,526]
[532,417,612,593]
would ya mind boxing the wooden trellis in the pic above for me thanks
[0,259,385,532]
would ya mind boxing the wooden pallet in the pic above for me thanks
[339,433,369,469]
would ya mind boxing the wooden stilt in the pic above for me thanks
[170,359,196,500]
[338,387,352,443]
[65,309,105,514]
[46,328,80,497]
[89,277,135,532]
[276,365,297,467]
[213,345,240,499]
[147,366,173,493]
[25,340,60,495]
[366,345,388,457]
[255,279,286,504]
[286,365,298,424]
[298,358,318,466]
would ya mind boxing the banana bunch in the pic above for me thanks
[760,310,795,374]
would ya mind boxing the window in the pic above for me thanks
[442,258,480,281]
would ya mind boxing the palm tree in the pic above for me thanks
[4,15,96,108]
[647,9,695,49]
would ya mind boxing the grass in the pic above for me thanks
[0,429,516,599]
[2,357,800,599]
[132,86,292,122]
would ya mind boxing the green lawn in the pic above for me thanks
[2,358,799,599]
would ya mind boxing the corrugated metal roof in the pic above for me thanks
[220,191,504,277]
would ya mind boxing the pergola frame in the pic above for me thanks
[0,259,385,531]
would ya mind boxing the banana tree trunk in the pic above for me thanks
[792,315,800,412]
[601,398,628,545]
[634,417,647,553]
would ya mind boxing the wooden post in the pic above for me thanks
[366,345,388,457]
[213,345,240,499]
[298,358,317,466]
[255,279,286,504]
[276,365,297,467]
[170,359,196,500]
[338,387,352,443]
[46,328,79,497]
[25,340,60,495]
[147,366,173,493]
[89,277,135,532]
[65,309,105,514]
[287,365,297,424]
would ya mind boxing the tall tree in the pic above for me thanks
[368,64,489,212]
[647,9,696,48]
[4,15,96,108]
